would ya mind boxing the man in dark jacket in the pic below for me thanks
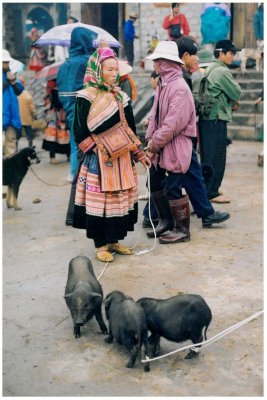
[57,27,97,225]
[2,49,24,156]
[124,13,138,66]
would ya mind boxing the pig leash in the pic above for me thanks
[141,309,264,364]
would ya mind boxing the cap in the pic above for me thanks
[146,40,184,64]
[215,40,241,52]
[172,3,180,9]
[2,49,12,62]
[176,36,199,57]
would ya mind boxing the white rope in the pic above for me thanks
[97,252,116,281]
[136,166,157,256]
[141,309,264,363]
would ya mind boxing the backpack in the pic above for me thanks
[201,7,231,45]
[170,23,181,38]
[193,70,219,118]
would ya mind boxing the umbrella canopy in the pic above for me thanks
[9,59,25,74]
[35,22,121,48]
[35,60,64,82]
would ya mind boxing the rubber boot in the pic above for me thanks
[146,190,174,238]
[159,195,191,244]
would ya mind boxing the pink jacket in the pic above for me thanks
[146,60,196,173]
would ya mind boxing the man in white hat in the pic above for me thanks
[2,49,24,155]
[124,13,138,66]
[144,41,230,244]
[145,40,195,244]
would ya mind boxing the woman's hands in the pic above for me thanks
[141,155,151,169]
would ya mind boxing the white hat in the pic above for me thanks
[146,41,184,64]
[2,49,12,62]
[118,60,133,77]
[129,13,138,19]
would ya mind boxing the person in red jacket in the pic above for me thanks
[162,3,190,40]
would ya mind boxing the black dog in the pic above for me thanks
[3,147,40,210]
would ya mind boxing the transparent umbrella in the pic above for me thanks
[35,61,64,82]
[35,22,121,48]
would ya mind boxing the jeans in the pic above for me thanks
[22,125,33,147]
[198,119,227,199]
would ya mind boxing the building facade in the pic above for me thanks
[2,3,260,65]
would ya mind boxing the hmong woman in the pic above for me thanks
[42,80,70,164]
[72,47,151,262]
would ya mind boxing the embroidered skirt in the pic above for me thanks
[73,152,138,244]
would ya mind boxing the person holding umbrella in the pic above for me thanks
[56,27,97,225]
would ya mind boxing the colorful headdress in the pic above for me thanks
[83,47,123,102]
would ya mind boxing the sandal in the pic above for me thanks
[96,246,114,262]
[108,243,133,255]
[210,195,230,204]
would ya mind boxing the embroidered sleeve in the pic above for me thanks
[78,136,95,153]
[132,148,147,163]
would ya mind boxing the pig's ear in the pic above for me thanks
[64,292,73,298]
[90,292,102,300]
[104,294,112,308]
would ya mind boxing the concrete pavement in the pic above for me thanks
[3,136,263,396]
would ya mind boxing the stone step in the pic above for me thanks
[238,100,263,114]
[133,86,153,125]
[227,125,262,141]
[232,112,263,127]
[231,70,263,80]
[237,80,263,90]
[240,88,262,100]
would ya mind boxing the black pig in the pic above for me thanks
[137,294,212,359]
[104,291,150,372]
[64,256,108,338]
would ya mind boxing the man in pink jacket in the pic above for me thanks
[145,41,230,244]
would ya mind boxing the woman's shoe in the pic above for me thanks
[210,195,230,204]
[50,158,60,164]
[108,243,133,255]
[96,246,114,262]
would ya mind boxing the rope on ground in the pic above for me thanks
[141,309,264,363]
[29,166,70,187]
[97,252,116,281]
[136,166,157,255]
